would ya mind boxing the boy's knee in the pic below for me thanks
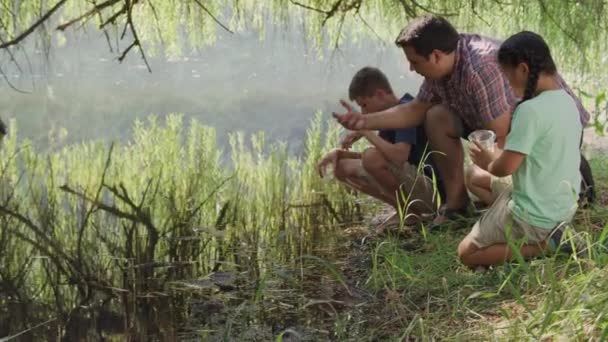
[361,148,386,171]
[334,164,347,181]
[334,159,354,181]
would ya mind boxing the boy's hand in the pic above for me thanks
[469,141,499,171]
[317,149,340,177]
[340,131,362,150]
[359,130,374,138]
[333,99,365,130]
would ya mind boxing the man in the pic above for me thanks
[333,15,590,225]
[318,67,445,228]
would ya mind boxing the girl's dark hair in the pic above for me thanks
[497,31,557,103]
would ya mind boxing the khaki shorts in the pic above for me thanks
[357,161,436,212]
[491,175,513,197]
[468,188,553,249]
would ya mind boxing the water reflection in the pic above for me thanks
[0,25,421,154]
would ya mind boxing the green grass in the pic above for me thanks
[0,113,364,340]
[0,112,606,341]
[361,157,608,340]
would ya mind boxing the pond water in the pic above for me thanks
[0,24,422,154]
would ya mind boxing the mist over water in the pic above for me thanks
[0,23,422,154]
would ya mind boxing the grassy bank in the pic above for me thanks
[0,114,606,341]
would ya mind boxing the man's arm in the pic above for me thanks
[334,98,433,131]
[483,111,512,148]
[362,131,411,165]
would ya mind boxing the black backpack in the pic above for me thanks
[579,154,595,207]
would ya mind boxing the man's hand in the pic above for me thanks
[317,149,340,177]
[469,141,500,171]
[339,131,362,150]
[333,99,365,130]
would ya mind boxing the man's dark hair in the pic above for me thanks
[394,15,460,58]
[348,67,394,101]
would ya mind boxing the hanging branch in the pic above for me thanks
[123,0,152,72]
[0,65,30,93]
[100,3,129,29]
[193,0,234,34]
[56,0,122,31]
[322,0,345,26]
[537,0,583,54]
[0,18,24,73]
[147,0,166,46]
[398,0,418,18]
[289,0,331,14]
[409,0,457,17]
[0,0,68,49]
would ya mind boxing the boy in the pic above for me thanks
[318,67,444,228]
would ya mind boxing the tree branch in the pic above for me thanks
[0,0,68,49]
[0,65,30,93]
[289,0,331,14]
[192,0,234,34]
[56,0,122,31]
[124,0,152,72]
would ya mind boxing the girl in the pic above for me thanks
[458,31,581,267]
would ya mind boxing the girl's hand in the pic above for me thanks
[469,141,499,171]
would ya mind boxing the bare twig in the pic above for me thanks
[100,4,128,29]
[537,0,583,53]
[0,317,58,342]
[0,19,24,74]
[399,0,418,17]
[56,0,121,31]
[192,0,234,34]
[0,65,29,93]
[76,143,115,266]
[60,184,140,222]
[322,0,345,27]
[357,13,385,43]
[147,0,166,46]
[124,0,152,72]
[470,0,491,27]
[0,0,68,49]
[0,209,71,277]
[410,0,457,16]
[289,0,330,14]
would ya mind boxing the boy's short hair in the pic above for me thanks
[348,67,394,101]
[394,15,459,58]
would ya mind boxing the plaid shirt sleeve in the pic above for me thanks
[468,62,516,126]
[556,74,591,127]
[416,79,440,104]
